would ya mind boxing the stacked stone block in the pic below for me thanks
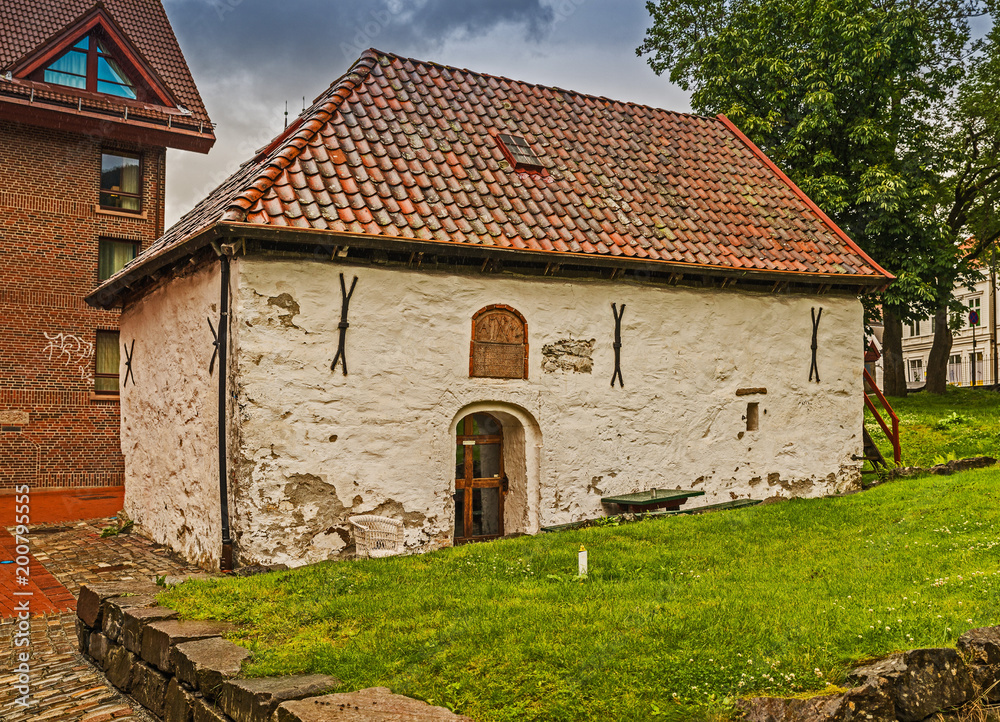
[75,582,473,721]
[738,627,1000,721]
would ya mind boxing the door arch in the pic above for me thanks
[450,402,541,541]
[453,412,505,543]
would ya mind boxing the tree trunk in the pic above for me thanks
[925,307,953,394]
[882,308,907,397]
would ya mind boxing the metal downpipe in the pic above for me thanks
[218,253,234,571]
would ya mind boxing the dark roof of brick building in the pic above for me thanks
[89,49,892,306]
[0,0,213,147]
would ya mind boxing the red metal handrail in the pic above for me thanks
[863,368,901,465]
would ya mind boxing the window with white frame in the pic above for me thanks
[948,354,962,384]
[968,297,982,327]
[971,351,984,384]
[908,320,920,337]
[908,358,924,383]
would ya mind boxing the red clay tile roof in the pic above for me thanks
[0,0,211,126]
[95,49,891,299]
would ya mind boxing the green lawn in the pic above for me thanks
[161,469,1000,721]
[866,386,1000,467]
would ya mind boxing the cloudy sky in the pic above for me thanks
[159,0,691,224]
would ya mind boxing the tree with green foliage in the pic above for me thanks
[920,23,1000,393]
[638,0,999,395]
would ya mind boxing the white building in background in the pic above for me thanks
[901,273,998,388]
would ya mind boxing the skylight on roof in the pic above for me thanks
[497,133,543,171]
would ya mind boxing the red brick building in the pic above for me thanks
[0,0,213,489]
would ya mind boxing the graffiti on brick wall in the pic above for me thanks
[42,332,94,382]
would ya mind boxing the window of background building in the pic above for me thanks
[908,358,924,383]
[100,152,141,211]
[969,297,982,327]
[908,320,920,337]
[948,354,962,384]
[95,331,120,394]
[971,351,984,384]
[98,239,138,280]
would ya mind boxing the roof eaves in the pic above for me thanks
[216,222,891,287]
[715,113,895,281]
[85,222,223,308]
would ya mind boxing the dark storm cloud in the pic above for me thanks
[165,0,556,71]
[159,0,688,223]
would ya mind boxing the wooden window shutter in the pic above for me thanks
[470,306,528,379]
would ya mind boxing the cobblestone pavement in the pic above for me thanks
[1,516,209,721]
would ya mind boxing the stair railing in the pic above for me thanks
[863,368,901,465]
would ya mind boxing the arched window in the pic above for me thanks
[470,305,528,379]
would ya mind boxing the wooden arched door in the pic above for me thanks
[454,412,506,544]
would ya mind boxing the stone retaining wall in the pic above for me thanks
[79,581,1000,721]
[75,582,472,721]
[738,627,1000,721]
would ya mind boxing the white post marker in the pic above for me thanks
[578,544,588,577]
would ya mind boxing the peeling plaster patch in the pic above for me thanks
[368,501,427,527]
[267,293,301,328]
[587,476,604,495]
[767,472,781,486]
[778,476,815,494]
[542,339,594,373]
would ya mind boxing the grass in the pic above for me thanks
[866,386,1000,468]
[161,468,1000,721]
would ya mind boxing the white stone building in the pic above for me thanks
[901,273,999,388]
[87,50,892,570]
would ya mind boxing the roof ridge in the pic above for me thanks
[219,49,380,222]
[365,47,717,123]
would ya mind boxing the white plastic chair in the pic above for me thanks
[349,515,404,558]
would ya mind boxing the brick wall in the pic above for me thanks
[0,119,167,489]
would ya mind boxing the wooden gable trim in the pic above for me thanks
[11,6,177,108]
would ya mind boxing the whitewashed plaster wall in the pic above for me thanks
[230,257,864,567]
[119,264,224,569]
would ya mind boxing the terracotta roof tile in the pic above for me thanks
[112,49,891,291]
